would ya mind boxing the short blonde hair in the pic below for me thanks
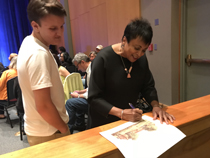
[9,56,17,69]
[8,53,18,61]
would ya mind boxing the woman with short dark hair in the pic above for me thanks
[88,18,175,128]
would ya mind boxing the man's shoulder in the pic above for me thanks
[20,36,48,53]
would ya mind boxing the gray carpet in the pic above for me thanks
[0,107,29,156]
[0,107,81,156]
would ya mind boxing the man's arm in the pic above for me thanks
[75,89,87,94]
[70,89,87,98]
[33,87,68,133]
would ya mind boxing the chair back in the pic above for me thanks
[63,73,84,103]
[7,76,17,107]
[60,75,65,85]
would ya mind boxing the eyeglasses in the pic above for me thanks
[75,62,81,68]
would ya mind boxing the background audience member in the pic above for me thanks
[88,18,175,129]
[0,56,18,119]
[60,52,77,73]
[0,62,5,77]
[52,54,70,84]
[1,53,18,75]
[50,45,59,55]
[8,53,18,61]
[89,51,97,61]
[95,45,103,53]
[59,46,66,54]
[0,62,4,71]
[13,77,24,116]
[17,0,70,146]
[65,53,91,134]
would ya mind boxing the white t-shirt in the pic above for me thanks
[83,62,91,99]
[17,35,69,136]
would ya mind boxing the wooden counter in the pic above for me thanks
[1,95,210,158]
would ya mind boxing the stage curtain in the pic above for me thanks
[0,0,32,66]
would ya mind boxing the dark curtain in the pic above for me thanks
[0,0,32,67]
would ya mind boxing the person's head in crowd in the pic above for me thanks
[52,54,61,68]
[0,62,4,71]
[95,45,103,53]
[72,53,91,72]
[27,0,67,47]
[8,53,18,61]
[0,62,4,67]
[59,46,66,53]
[89,51,97,61]
[8,56,18,70]
[121,18,153,62]
[50,45,59,54]
[60,52,72,64]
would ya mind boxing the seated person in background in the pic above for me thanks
[8,53,18,61]
[59,46,66,54]
[0,53,18,75]
[13,77,24,116]
[88,18,175,129]
[89,51,97,61]
[60,52,77,73]
[95,45,103,53]
[50,45,59,55]
[0,56,18,119]
[0,62,4,72]
[65,53,91,134]
[0,62,5,77]
[53,54,70,84]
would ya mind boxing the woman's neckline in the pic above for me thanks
[111,43,127,58]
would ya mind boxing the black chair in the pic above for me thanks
[18,112,25,140]
[13,77,25,140]
[0,76,17,128]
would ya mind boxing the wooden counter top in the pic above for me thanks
[1,95,210,158]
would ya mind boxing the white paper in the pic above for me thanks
[100,115,186,158]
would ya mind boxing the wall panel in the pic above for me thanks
[106,0,140,45]
[70,19,81,54]
[90,0,106,8]
[68,0,78,20]
[77,0,90,15]
[78,12,92,54]
[68,0,141,54]
[90,3,108,49]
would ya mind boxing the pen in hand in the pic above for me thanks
[128,103,135,109]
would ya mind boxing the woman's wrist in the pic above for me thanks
[121,110,124,120]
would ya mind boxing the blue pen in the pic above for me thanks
[128,103,135,109]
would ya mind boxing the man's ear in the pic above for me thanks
[80,60,85,64]
[31,21,40,33]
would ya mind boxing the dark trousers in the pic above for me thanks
[65,98,88,131]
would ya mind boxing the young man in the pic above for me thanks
[17,0,70,146]
[65,53,91,134]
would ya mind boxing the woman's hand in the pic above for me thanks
[152,107,175,124]
[122,108,143,122]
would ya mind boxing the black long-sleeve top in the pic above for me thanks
[88,46,158,128]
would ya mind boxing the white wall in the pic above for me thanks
[141,0,179,105]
